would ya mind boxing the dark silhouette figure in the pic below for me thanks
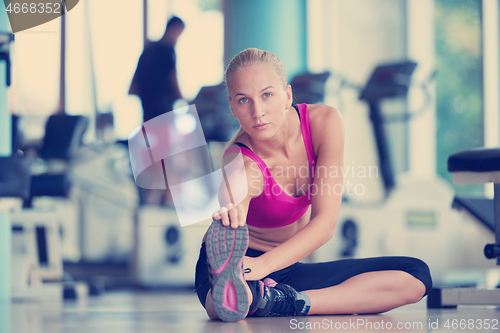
[129,16,185,122]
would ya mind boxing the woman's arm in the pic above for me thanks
[248,105,345,279]
[213,149,263,229]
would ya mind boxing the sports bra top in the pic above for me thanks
[223,103,318,228]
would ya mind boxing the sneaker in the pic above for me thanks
[252,283,310,317]
[205,220,249,322]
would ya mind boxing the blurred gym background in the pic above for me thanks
[0,0,499,319]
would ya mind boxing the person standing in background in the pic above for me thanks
[129,16,185,122]
[129,16,185,206]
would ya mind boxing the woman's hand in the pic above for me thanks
[243,256,269,281]
[212,203,246,229]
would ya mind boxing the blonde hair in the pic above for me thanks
[219,48,288,164]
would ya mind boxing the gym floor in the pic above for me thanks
[7,290,500,333]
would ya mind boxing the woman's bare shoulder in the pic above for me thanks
[307,104,343,123]
[306,104,344,154]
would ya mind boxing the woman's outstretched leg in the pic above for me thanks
[197,224,431,319]
[205,267,426,318]
[204,220,252,321]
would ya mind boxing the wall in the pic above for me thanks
[223,0,307,78]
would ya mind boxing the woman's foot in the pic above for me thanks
[205,220,250,322]
[250,279,311,317]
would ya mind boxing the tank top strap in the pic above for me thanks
[223,144,273,180]
[297,103,318,170]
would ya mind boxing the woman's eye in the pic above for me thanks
[263,92,272,98]
[238,98,248,104]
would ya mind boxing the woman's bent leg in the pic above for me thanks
[272,256,432,315]
[306,270,426,315]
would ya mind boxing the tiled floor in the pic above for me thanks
[4,290,500,333]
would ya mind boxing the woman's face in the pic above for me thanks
[228,64,292,140]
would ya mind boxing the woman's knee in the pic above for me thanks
[395,257,432,296]
[403,272,427,303]
[408,257,432,295]
[396,257,431,303]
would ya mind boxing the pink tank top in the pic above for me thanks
[223,103,317,228]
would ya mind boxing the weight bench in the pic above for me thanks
[427,148,500,308]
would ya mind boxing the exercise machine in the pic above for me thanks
[136,207,207,287]
[313,61,467,281]
[427,148,500,307]
[8,113,94,300]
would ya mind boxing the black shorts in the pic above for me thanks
[194,243,432,308]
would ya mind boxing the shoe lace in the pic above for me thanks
[270,284,297,316]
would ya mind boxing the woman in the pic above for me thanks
[195,48,432,322]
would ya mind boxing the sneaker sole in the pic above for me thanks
[206,220,249,322]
